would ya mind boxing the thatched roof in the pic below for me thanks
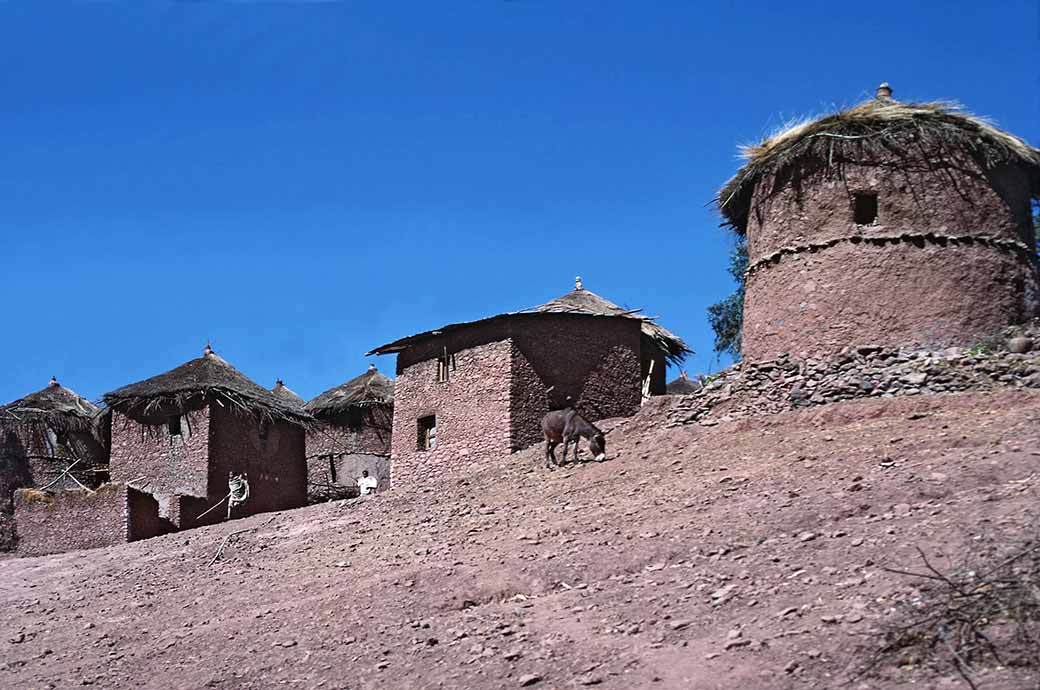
[0,378,99,433]
[306,366,394,418]
[367,278,691,365]
[103,345,312,428]
[666,371,704,395]
[718,84,1040,234]
[271,379,306,409]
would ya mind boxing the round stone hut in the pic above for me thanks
[0,378,107,549]
[718,84,1040,361]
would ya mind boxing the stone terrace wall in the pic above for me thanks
[742,159,1038,360]
[391,339,513,490]
[661,331,1040,428]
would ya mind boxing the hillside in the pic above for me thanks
[2,390,1038,690]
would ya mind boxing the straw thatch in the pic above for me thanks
[103,347,313,428]
[305,366,394,419]
[0,378,99,435]
[718,89,1040,234]
[368,280,691,365]
[271,379,306,409]
[666,372,704,395]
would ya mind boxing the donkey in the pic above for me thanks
[541,408,607,468]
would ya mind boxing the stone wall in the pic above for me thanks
[742,159,1039,360]
[109,409,211,500]
[662,332,1040,428]
[205,405,307,527]
[14,485,126,557]
[305,405,392,501]
[391,338,514,489]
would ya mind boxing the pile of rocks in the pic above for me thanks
[664,330,1040,427]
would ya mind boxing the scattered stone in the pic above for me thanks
[798,532,817,542]
[724,638,751,650]
[518,674,542,686]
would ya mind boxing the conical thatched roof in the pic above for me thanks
[367,279,690,365]
[666,371,704,395]
[0,378,99,433]
[271,379,306,409]
[718,85,1040,234]
[103,345,313,428]
[306,366,394,418]
[521,279,691,365]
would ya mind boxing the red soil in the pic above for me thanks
[2,391,1038,690]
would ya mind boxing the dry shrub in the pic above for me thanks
[15,488,54,504]
[865,523,1040,688]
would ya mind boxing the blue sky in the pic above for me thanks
[1,1,1037,404]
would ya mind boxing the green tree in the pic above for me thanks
[707,236,748,360]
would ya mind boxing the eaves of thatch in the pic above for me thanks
[103,346,314,429]
[305,366,394,419]
[367,279,691,365]
[0,378,99,434]
[717,85,1040,235]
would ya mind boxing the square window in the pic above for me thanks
[417,415,437,451]
[167,416,182,436]
[853,192,879,225]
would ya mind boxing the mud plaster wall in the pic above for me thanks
[392,338,514,489]
[743,160,1039,360]
[204,405,306,527]
[14,485,129,557]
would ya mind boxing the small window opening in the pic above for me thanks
[417,415,437,451]
[259,420,270,443]
[853,192,878,225]
[167,416,182,436]
[436,348,456,383]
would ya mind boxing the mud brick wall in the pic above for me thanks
[13,485,129,557]
[742,160,1039,361]
[203,405,307,527]
[392,338,513,489]
[126,487,167,541]
[109,409,211,500]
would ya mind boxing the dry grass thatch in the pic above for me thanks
[717,94,1040,234]
[271,380,306,409]
[0,379,99,435]
[367,281,691,365]
[305,366,394,418]
[103,349,313,429]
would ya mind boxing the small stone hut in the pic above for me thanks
[718,84,1040,361]
[368,279,689,488]
[103,345,312,530]
[304,365,394,501]
[0,378,108,550]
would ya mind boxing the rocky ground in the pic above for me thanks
[1,390,1038,690]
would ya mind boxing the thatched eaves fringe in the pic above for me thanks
[717,97,1040,234]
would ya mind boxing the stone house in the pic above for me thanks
[304,365,393,501]
[718,83,1040,361]
[367,279,688,488]
[0,378,108,551]
[103,345,313,531]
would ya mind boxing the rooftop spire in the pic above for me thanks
[203,342,214,357]
[876,82,893,100]
[274,379,284,388]
[575,276,584,290]
[48,376,59,387]
[368,364,377,372]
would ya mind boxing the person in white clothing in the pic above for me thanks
[357,470,378,496]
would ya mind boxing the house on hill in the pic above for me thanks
[666,371,704,395]
[718,83,1040,361]
[304,365,393,501]
[0,378,108,551]
[104,345,312,530]
[367,278,689,488]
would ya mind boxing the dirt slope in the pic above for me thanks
[2,391,1038,690]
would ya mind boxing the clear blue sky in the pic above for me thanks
[1,2,1037,404]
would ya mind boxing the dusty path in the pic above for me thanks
[2,391,1038,689]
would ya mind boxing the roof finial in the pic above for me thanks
[48,376,59,387]
[575,276,583,290]
[368,363,377,372]
[876,82,893,100]
[275,379,284,388]
[203,342,214,357]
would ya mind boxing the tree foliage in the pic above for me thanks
[707,236,748,360]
